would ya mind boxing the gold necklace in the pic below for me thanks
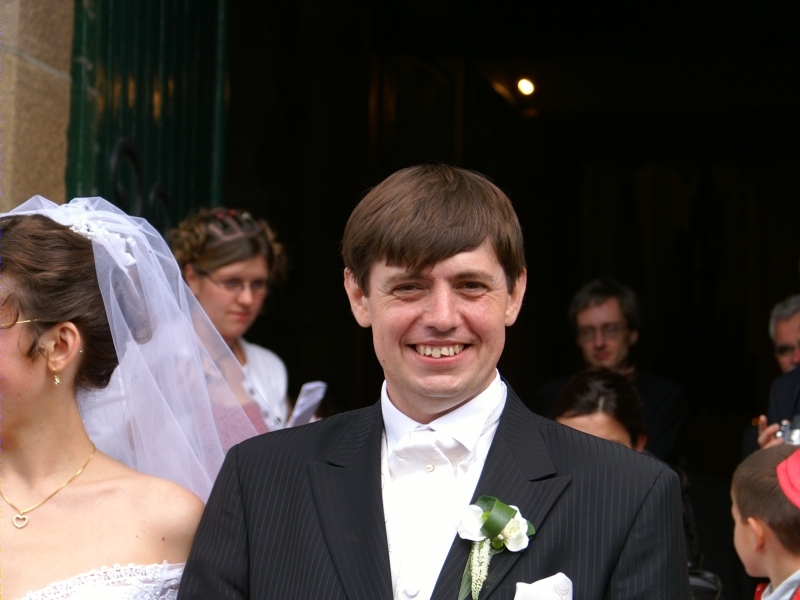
[0,443,96,529]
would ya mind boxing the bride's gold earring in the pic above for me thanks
[53,371,60,386]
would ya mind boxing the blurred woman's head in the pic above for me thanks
[0,214,118,392]
[170,208,286,343]
[550,368,648,451]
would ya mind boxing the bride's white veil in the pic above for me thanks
[5,196,260,500]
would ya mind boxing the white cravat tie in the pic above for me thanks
[387,427,467,480]
[380,374,507,600]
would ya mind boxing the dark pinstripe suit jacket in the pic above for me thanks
[179,388,690,599]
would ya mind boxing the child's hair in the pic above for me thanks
[732,445,800,554]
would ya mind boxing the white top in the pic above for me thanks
[762,567,800,600]
[381,372,506,600]
[240,338,289,428]
[20,562,182,600]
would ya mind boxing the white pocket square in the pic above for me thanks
[514,573,572,599]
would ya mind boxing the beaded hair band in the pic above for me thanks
[777,448,800,509]
[203,209,266,246]
[210,209,262,227]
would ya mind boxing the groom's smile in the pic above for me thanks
[181,164,689,600]
[345,241,526,424]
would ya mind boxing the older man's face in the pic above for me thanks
[774,312,800,373]
[345,242,526,423]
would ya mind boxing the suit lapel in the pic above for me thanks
[431,389,571,600]
[308,404,393,600]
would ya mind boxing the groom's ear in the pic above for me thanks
[504,269,527,326]
[344,268,371,328]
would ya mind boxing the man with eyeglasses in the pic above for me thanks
[535,277,688,463]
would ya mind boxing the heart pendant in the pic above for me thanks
[13,514,29,528]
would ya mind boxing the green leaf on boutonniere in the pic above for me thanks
[456,496,536,600]
[476,495,517,541]
[458,552,473,600]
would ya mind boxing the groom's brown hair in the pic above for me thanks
[342,164,525,295]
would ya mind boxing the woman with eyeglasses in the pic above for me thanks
[0,197,258,598]
[170,207,289,431]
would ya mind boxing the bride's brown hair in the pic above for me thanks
[0,214,118,390]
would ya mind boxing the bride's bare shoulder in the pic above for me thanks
[92,454,205,558]
[128,470,204,526]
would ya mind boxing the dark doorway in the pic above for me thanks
[226,5,800,594]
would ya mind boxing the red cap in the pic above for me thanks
[777,448,800,510]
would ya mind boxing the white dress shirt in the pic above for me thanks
[381,372,506,600]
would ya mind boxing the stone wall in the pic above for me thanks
[1,0,74,210]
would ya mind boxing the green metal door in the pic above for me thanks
[67,0,228,230]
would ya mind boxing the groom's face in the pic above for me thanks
[345,241,526,423]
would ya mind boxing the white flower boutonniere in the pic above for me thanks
[456,496,535,600]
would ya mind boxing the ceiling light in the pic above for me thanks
[517,79,534,95]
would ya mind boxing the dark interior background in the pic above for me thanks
[225,3,800,596]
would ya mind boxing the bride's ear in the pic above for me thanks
[41,322,82,376]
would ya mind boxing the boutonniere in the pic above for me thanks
[456,496,535,600]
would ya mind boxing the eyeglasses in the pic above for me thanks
[204,273,268,296]
[775,343,800,358]
[0,318,40,330]
[576,323,627,343]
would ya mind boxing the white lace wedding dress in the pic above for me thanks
[19,562,183,600]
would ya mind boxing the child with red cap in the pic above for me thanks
[732,445,800,599]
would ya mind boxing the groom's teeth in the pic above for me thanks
[415,344,465,357]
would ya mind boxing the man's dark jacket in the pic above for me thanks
[179,388,690,599]
[767,367,800,425]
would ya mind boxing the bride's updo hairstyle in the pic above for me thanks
[170,207,286,287]
[0,214,118,390]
